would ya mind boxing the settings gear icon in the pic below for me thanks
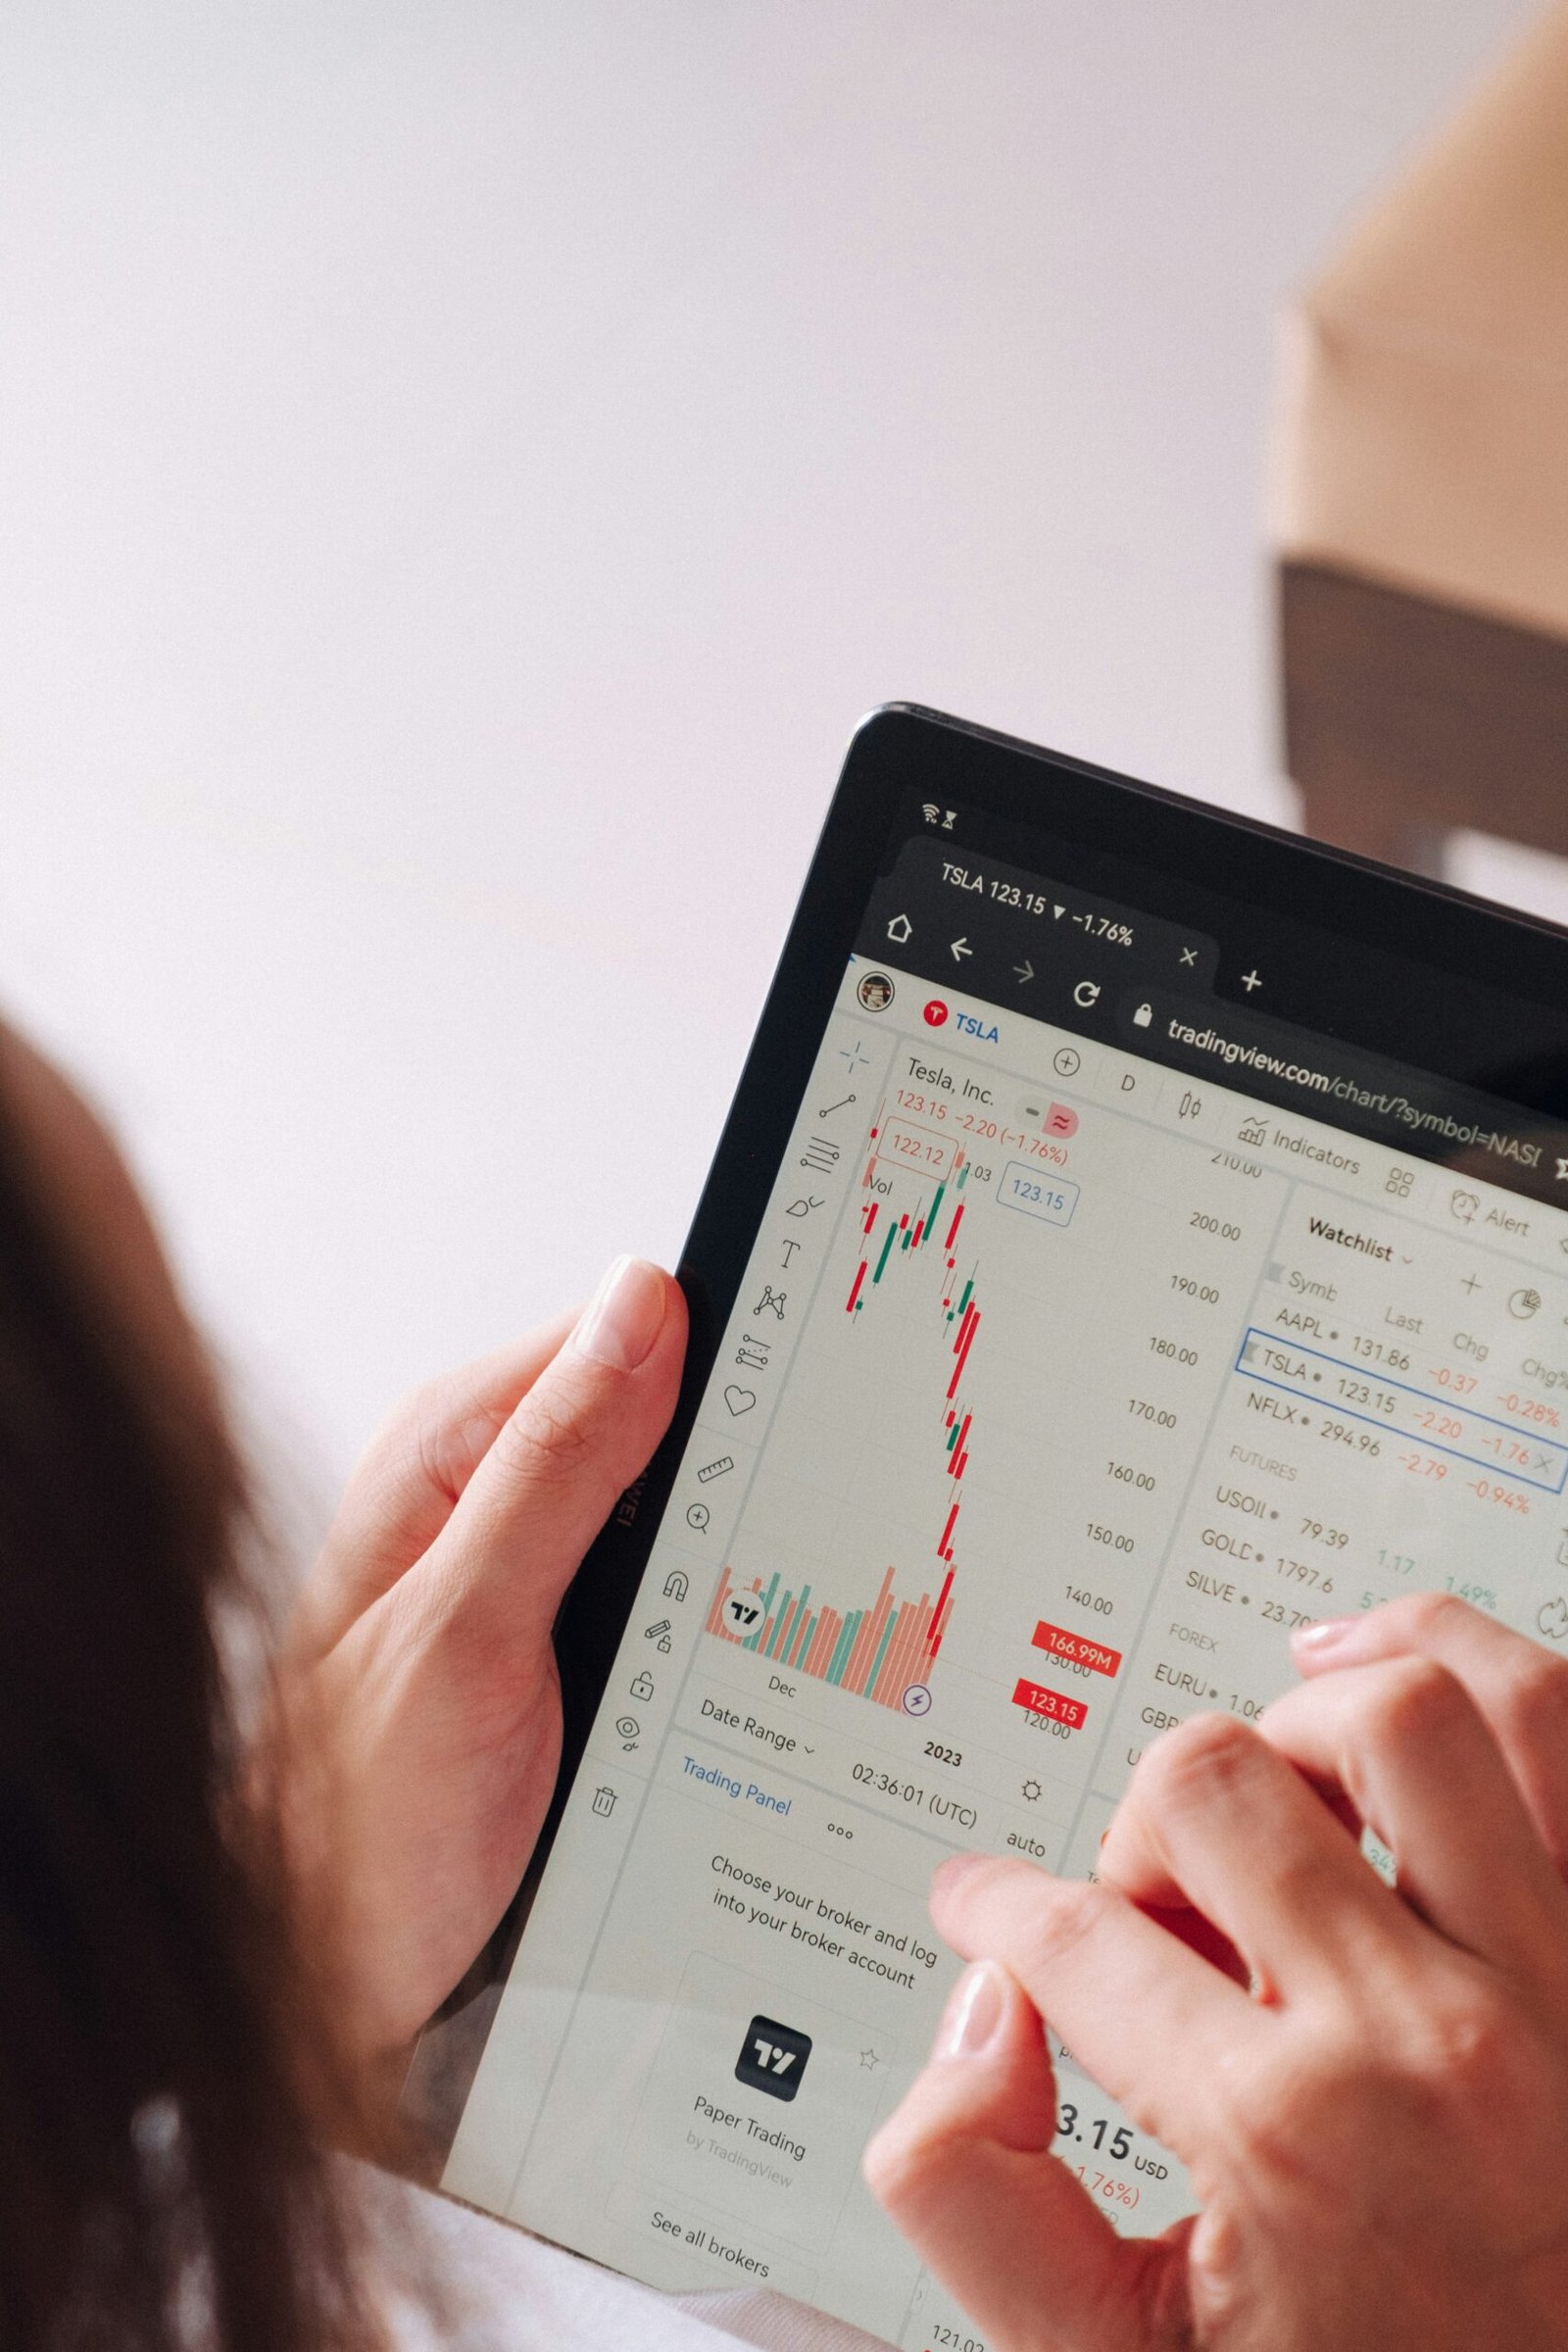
[1021,1778,1042,1803]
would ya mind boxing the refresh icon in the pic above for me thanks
[1072,980,1102,1009]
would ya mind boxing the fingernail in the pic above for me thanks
[1293,1616,1356,1653]
[932,1851,989,1899]
[936,1961,1005,2060]
[570,1256,668,1372]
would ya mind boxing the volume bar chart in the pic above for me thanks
[707,1561,952,1708]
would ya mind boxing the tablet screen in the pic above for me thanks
[436,750,1568,2345]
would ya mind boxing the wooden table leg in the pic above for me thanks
[1281,563,1568,882]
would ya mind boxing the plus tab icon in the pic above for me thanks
[1241,969,1262,993]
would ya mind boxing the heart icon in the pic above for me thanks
[723,1386,757,1417]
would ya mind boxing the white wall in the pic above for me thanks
[0,0,1550,1525]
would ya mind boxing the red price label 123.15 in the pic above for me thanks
[1011,1679,1089,1730]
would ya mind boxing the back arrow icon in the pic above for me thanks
[1014,959,1034,984]
[951,937,972,962]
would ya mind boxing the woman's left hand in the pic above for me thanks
[270,1256,686,2064]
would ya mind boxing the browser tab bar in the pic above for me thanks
[857,832,1568,1222]
[865,837,1221,1004]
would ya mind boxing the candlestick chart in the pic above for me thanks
[705,1106,983,1713]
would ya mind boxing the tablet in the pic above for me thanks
[412,706,1568,2344]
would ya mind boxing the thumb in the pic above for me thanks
[864,1961,1185,2352]
[406,1255,687,1653]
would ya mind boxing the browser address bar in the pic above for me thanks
[1120,994,1567,1203]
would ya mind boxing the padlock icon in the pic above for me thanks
[630,1669,655,1703]
[1133,1002,1152,1028]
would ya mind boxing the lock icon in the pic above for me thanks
[1133,1002,1152,1028]
[630,1669,655,1703]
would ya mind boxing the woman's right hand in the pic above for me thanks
[865,1596,1568,2351]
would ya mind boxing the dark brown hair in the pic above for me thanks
[0,1051,375,2352]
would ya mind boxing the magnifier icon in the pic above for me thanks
[686,1503,710,1533]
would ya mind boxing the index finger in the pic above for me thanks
[930,1853,1266,2156]
[300,1313,577,1657]
[1293,1594,1568,1874]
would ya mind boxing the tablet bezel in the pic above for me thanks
[410,700,1568,2146]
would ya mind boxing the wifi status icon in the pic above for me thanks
[921,803,941,824]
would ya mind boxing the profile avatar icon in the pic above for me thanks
[858,971,895,1012]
